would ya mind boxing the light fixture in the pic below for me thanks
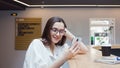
[14,0,29,6]
[11,13,18,16]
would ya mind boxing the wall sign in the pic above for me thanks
[15,18,42,50]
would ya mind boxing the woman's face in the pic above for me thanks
[50,22,65,44]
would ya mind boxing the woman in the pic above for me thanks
[23,17,88,68]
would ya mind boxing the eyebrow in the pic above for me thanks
[52,27,65,30]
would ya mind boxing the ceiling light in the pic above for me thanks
[14,0,29,6]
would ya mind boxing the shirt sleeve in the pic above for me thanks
[23,39,50,68]
[63,43,69,49]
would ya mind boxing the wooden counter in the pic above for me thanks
[68,46,120,68]
[92,44,120,50]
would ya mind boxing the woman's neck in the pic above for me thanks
[50,43,55,55]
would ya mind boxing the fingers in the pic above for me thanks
[65,43,80,60]
[73,46,80,55]
[69,42,77,51]
[69,42,80,56]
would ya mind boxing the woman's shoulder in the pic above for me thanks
[32,38,42,43]
[29,38,44,48]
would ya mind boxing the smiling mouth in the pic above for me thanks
[53,35,59,40]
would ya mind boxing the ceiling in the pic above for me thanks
[1,0,120,10]
[0,0,26,10]
[19,0,120,5]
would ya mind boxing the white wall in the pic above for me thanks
[0,8,120,68]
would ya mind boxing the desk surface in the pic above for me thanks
[68,45,120,68]
[92,44,120,50]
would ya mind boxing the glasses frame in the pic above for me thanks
[51,28,66,35]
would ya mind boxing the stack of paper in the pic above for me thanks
[95,57,120,64]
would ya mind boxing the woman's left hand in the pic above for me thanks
[63,41,81,60]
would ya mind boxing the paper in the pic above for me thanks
[95,57,120,64]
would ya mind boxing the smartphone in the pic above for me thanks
[71,37,80,46]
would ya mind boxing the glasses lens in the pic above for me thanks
[51,28,65,35]
[59,30,65,34]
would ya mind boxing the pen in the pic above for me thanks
[116,57,120,61]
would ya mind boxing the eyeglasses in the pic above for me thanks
[51,28,66,35]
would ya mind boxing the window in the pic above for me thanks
[90,18,115,46]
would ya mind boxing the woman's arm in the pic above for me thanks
[65,28,75,41]
[77,41,88,54]
[49,28,89,68]
[49,41,80,68]
[65,28,88,54]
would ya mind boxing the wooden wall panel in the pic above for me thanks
[15,18,42,50]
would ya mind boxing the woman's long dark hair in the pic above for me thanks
[41,17,67,46]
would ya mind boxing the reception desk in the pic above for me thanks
[68,45,120,68]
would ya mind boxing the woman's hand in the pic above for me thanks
[77,41,88,54]
[63,41,80,60]
[65,28,75,41]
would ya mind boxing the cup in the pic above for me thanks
[101,44,111,56]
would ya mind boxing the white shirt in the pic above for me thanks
[23,39,69,68]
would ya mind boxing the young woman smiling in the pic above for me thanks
[23,17,88,68]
